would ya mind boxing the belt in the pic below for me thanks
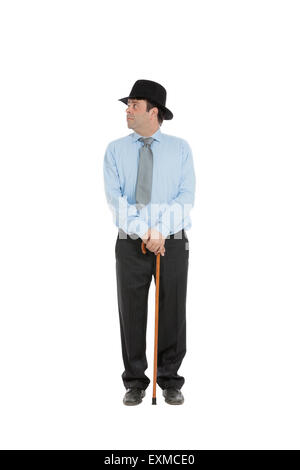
[166,229,186,239]
[118,229,186,240]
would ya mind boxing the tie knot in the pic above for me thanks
[139,137,154,148]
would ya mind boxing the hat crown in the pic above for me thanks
[130,80,167,107]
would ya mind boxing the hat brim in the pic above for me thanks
[118,97,173,120]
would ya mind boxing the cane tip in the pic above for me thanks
[152,398,157,405]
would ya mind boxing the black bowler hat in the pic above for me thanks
[118,79,173,120]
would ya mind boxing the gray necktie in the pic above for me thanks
[135,137,154,210]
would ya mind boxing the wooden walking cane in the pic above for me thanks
[141,240,161,405]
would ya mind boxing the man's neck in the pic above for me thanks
[135,125,160,137]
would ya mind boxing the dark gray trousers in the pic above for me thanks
[115,229,189,391]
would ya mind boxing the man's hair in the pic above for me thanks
[145,99,165,126]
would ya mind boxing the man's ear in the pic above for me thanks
[151,107,158,120]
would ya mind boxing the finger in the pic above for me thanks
[155,245,165,256]
[147,242,160,252]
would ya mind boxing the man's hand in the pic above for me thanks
[146,228,166,256]
[141,228,151,244]
[154,244,165,256]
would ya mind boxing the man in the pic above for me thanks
[103,79,196,405]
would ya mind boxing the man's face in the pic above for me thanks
[126,98,155,130]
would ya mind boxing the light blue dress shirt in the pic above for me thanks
[103,127,196,238]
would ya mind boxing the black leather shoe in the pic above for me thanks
[123,388,146,406]
[163,388,184,405]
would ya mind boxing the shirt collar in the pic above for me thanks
[132,127,162,143]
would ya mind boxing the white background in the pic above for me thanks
[0,0,300,450]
